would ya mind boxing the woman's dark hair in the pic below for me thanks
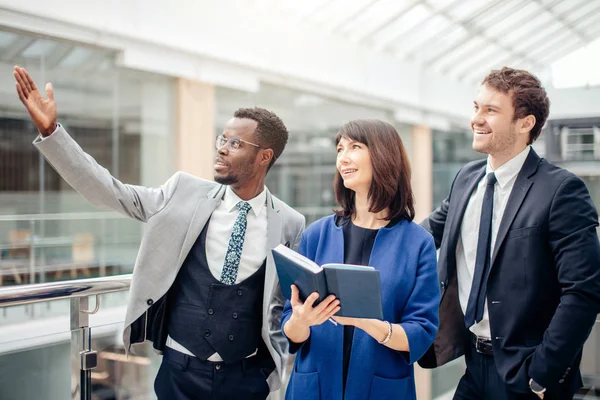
[334,119,415,222]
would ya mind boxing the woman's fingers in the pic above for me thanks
[316,306,341,325]
[310,297,340,325]
[290,285,300,306]
[313,294,337,314]
[291,291,342,327]
[319,299,340,318]
[302,292,320,308]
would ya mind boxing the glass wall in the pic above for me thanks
[0,30,176,287]
[0,29,175,400]
[216,83,410,224]
[431,128,484,208]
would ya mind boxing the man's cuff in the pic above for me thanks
[529,378,547,395]
[35,123,61,142]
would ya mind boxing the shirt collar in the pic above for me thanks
[486,146,531,189]
[223,186,267,217]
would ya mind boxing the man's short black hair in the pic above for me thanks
[234,107,288,169]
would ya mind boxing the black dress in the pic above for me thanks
[337,215,380,397]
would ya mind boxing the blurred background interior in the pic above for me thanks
[0,0,598,398]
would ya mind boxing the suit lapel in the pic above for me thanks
[264,188,282,313]
[266,189,283,251]
[490,150,540,267]
[176,185,224,267]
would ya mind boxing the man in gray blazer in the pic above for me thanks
[13,66,305,400]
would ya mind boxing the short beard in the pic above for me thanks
[214,175,239,185]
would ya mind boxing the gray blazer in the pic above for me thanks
[34,126,305,391]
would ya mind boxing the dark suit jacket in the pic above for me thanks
[419,148,600,397]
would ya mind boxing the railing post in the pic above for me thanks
[99,219,107,277]
[29,219,36,285]
[70,297,98,400]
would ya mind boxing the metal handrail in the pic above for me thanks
[0,274,132,308]
[0,211,128,222]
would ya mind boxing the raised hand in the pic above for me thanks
[13,66,57,137]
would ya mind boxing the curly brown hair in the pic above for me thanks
[482,67,550,144]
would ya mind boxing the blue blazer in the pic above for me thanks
[281,215,440,400]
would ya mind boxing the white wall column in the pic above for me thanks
[175,78,215,179]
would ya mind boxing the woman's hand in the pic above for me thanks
[283,285,340,344]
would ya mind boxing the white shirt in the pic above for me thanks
[166,186,268,360]
[456,146,531,339]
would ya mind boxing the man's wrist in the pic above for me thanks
[40,122,57,137]
[529,378,546,395]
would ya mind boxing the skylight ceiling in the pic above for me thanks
[270,0,600,83]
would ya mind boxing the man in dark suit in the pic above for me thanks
[420,67,600,400]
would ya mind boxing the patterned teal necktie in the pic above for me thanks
[220,201,252,285]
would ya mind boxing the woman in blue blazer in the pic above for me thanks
[281,119,440,400]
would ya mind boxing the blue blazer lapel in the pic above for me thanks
[490,149,541,267]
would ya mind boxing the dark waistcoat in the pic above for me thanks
[167,221,266,362]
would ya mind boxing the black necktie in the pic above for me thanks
[464,172,497,328]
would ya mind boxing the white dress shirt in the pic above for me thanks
[166,186,268,360]
[456,146,531,339]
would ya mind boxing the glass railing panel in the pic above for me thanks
[0,213,140,288]
[90,323,161,400]
[577,317,600,399]
[431,356,466,400]
[0,329,72,399]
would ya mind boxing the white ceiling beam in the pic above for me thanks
[533,0,591,44]
[461,19,600,85]
[45,46,75,69]
[374,0,463,51]
[0,37,36,61]
[330,0,385,33]
[302,0,335,21]
[434,1,546,74]
[352,0,425,43]
[537,25,600,64]
[420,0,564,67]
[490,6,600,73]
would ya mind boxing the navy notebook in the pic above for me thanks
[272,244,383,319]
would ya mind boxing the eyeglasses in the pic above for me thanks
[216,135,261,151]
